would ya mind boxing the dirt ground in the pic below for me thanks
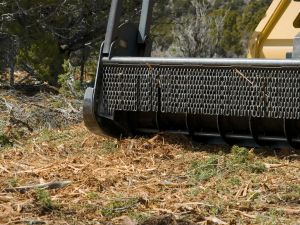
[0,89,299,225]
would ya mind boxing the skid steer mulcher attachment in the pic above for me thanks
[84,0,300,149]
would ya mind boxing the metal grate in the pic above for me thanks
[100,65,158,115]
[100,64,300,119]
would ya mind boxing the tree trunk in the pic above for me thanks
[9,63,14,86]
[80,62,84,85]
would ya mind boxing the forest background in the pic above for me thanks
[0,0,272,87]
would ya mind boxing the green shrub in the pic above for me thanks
[100,140,118,154]
[101,198,139,217]
[17,32,64,86]
[249,162,267,174]
[35,188,56,210]
[0,133,11,148]
[5,177,18,188]
[228,176,241,186]
[58,60,84,98]
[231,145,251,164]
[189,156,219,182]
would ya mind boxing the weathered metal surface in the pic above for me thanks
[99,57,300,120]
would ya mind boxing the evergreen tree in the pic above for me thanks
[0,0,273,84]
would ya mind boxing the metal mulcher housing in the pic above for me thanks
[83,0,300,149]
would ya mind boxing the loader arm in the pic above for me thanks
[84,0,300,149]
[248,0,300,59]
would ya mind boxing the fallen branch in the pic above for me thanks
[0,165,11,174]
[233,209,257,219]
[273,207,300,215]
[3,180,72,193]
[175,201,213,208]
[235,181,251,198]
[17,73,31,84]
[0,84,59,94]
[9,112,33,132]
[12,220,46,225]
[204,216,227,225]
[264,163,300,170]
[234,69,254,86]
[0,195,13,202]
[0,97,13,111]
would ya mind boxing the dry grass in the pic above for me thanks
[0,123,299,224]
[0,89,299,224]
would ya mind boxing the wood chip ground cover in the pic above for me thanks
[0,91,299,224]
[1,125,299,224]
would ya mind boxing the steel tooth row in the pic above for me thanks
[101,65,158,115]
[100,64,300,119]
